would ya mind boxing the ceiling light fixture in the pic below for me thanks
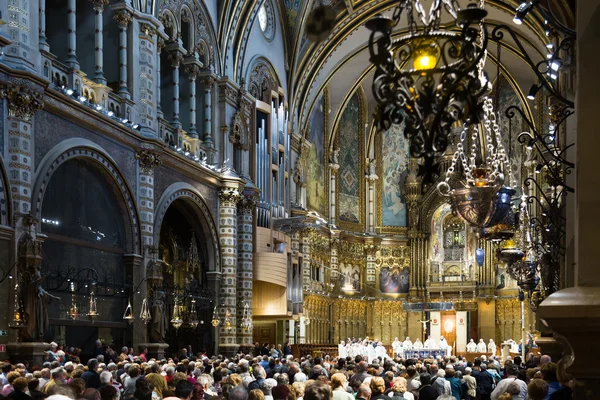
[367,1,491,184]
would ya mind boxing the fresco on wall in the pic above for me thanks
[381,122,410,227]
[495,74,524,192]
[338,93,361,224]
[306,93,326,215]
[339,263,361,291]
[380,266,410,294]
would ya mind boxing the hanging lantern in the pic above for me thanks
[188,299,199,329]
[240,302,252,332]
[438,98,511,228]
[211,306,220,327]
[140,298,151,325]
[87,287,99,321]
[223,308,233,330]
[68,281,79,321]
[10,283,25,329]
[170,298,183,330]
[123,299,134,324]
[475,248,485,267]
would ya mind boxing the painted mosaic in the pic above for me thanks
[338,93,361,224]
[306,93,326,215]
[381,122,409,227]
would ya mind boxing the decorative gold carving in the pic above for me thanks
[237,195,257,214]
[185,64,201,80]
[168,51,184,68]
[113,9,132,27]
[90,0,109,9]
[157,37,166,53]
[293,137,309,186]
[247,62,276,102]
[218,189,241,208]
[136,150,162,173]
[375,245,410,270]
[0,85,44,121]
[140,23,156,37]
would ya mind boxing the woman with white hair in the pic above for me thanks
[260,378,278,400]
[388,377,414,400]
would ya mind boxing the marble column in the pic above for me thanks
[168,51,184,129]
[66,0,79,69]
[114,10,132,98]
[301,230,312,291]
[0,86,43,217]
[218,188,240,355]
[135,150,161,248]
[39,0,49,51]
[202,77,214,147]
[329,161,339,227]
[366,172,378,233]
[156,38,165,119]
[236,194,257,352]
[185,65,200,138]
[91,0,108,84]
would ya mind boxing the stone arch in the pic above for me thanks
[32,138,142,254]
[159,9,179,41]
[0,154,11,227]
[245,55,282,103]
[154,183,221,272]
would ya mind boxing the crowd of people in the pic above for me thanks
[0,342,571,400]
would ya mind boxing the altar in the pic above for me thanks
[403,348,448,359]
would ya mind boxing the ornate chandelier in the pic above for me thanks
[367,0,491,183]
[438,97,513,228]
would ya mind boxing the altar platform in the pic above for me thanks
[403,349,448,359]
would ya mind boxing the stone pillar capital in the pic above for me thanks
[168,51,184,69]
[0,85,44,121]
[136,150,162,174]
[218,188,241,208]
[202,76,215,89]
[113,9,133,28]
[90,0,109,10]
[185,64,201,81]
[237,195,257,215]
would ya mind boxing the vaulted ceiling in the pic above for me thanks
[272,0,575,138]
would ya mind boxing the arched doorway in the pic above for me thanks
[157,198,215,356]
[39,157,131,357]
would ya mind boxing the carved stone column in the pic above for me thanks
[185,64,200,138]
[330,237,340,279]
[300,229,312,291]
[156,38,165,119]
[0,85,44,218]
[114,10,132,98]
[135,150,162,248]
[329,158,339,227]
[66,0,79,69]
[39,0,49,52]
[91,0,108,84]
[218,188,240,355]
[364,243,379,289]
[123,254,144,348]
[167,50,184,129]
[236,191,258,353]
[366,164,379,233]
[202,77,214,147]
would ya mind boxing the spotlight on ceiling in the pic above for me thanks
[513,1,538,25]
[527,84,540,101]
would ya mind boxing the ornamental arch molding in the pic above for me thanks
[32,138,142,254]
[153,183,221,273]
[0,154,11,227]
[245,55,282,102]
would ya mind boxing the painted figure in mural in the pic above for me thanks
[150,290,168,343]
[399,268,409,293]
[21,271,61,342]
[352,270,360,291]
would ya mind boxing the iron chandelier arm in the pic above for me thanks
[523,177,568,220]
[490,25,574,108]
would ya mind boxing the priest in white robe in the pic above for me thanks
[375,342,388,360]
[424,335,433,349]
[392,337,402,357]
[338,341,347,359]
[367,342,376,363]
[403,337,413,350]
[439,336,449,355]
[488,339,497,355]
[413,338,424,349]
[477,339,487,352]
[510,339,519,353]
[466,339,478,352]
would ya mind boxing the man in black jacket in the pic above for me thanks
[81,359,102,389]
[476,364,495,400]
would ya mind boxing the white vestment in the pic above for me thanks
[424,339,432,349]
[477,341,487,352]
[392,340,402,357]
[375,345,387,360]
[413,340,424,350]
[338,343,347,359]
[403,340,413,350]
[466,341,478,352]
[367,345,376,363]
[488,341,497,354]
